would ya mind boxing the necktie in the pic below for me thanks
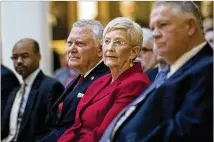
[64,73,78,87]
[110,66,170,140]
[73,76,84,89]
[13,82,27,141]
[154,66,170,88]
[58,76,84,112]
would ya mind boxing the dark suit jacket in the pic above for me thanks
[58,63,150,142]
[100,43,213,142]
[1,70,64,142]
[1,65,20,113]
[37,62,110,142]
[146,67,158,83]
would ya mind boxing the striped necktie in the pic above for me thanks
[13,82,27,141]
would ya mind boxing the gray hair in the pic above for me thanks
[142,28,153,41]
[103,17,143,47]
[72,19,104,46]
[153,1,203,29]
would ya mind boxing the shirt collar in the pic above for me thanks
[24,68,40,87]
[83,59,103,78]
[168,41,207,78]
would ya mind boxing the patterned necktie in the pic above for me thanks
[13,82,27,141]
[58,76,84,113]
[154,66,170,88]
[110,66,170,140]
[73,76,84,89]
[20,82,27,96]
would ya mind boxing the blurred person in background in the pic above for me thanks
[1,38,64,142]
[146,44,169,82]
[54,50,78,87]
[135,28,158,72]
[202,17,213,48]
[205,27,214,49]
[1,64,20,114]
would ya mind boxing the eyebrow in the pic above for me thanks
[104,37,126,40]
[13,52,30,55]
[142,47,153,50]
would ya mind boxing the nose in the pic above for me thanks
[152,27,161,39]
[17,56,24,64]
[105,42,115,52]
[67,43,77,53]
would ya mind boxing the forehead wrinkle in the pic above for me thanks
[70,27,94,42]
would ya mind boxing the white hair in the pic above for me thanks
[104,17,143,47]
[72,19,104,46]
[142,28,153,41]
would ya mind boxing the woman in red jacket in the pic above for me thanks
[58,17,151,142]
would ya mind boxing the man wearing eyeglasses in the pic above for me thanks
[1,38,64,142]
[135,28,158,72]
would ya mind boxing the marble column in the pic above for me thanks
[1,1,53,78]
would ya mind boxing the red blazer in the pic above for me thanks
[58,63,150,142]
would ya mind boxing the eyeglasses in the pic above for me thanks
[141,48,153,53]
[103,38,129,47]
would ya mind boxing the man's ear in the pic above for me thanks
[187,18,197,36]
[37,53,41,60]
[97,45,103,57]
[130,46,141,60]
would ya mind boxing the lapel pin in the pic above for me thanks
[91,76,95,80]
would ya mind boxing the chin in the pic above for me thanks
[105,62,116,68]
[68,63,80,68]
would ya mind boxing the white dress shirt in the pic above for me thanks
[83,59,103,78]
[167,42,207,78]
[3,69,40,142]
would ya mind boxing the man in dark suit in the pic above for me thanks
[1,38,64,142]
[100,2,213,142]
[1,64,20,113]
[38,19,110,142]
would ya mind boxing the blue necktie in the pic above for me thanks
[108,66,170,141]
[154,66,170,88]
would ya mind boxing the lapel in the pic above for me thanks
[109,43,213,140]
[100,104,131,142]
[133,43,212,106]
[90,76,117,104]
[59,61,110,118]
[106,77,160,139]
[78,75,116,115]
[19,71,44,134]
[168,43,212,81]
[52,76,79,110]
[78,63,142,116]
[2,87,20,127]
[61,75,95,113]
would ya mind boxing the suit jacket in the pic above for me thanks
[37,62,110,142]
[58,63,150,142]
[1,70,64,142]
[146,67,158,83]
[1,65,20,113]
[100,43,213,142]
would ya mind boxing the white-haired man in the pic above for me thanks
[38,19,109,142]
